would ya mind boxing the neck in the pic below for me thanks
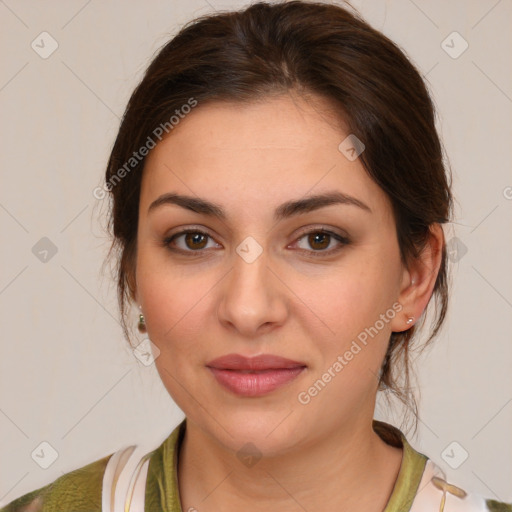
[177,418,403,512]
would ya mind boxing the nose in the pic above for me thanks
[216,244,288,338]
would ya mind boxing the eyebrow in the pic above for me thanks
[148,191,372,221]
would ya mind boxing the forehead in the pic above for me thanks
[139,94,391,221]
[150,93,347,158]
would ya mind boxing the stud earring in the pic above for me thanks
[138,313,146,333]
[406,316,414,325]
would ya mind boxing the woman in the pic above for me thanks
[1,1,509,511]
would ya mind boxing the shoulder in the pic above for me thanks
[373,420,512,512]
[0,424,183,512]
[410,459,512,512]
[0,452,113,512]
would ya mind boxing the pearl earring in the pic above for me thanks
[138,313,146,333]
[137,305,146,333]
[406,316,414,325]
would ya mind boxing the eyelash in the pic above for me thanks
[162,227,350,258]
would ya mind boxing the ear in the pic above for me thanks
[128,272,138,305]
[390,223,445,333]
[124,242,139,306]
[125,262,139,306]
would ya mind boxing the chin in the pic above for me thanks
[196,405,310,457]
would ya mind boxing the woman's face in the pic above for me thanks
[135,94,411,455]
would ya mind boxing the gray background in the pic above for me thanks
[1,0,511,505]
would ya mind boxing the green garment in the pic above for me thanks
[1,419,510,511]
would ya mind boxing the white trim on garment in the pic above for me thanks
[101,445,151,512]
[410,459,488,512]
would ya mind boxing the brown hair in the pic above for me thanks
[102,0,452,432]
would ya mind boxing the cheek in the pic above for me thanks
[302,253,400,340]
[297,269,398,412]
[300,250,402,399]
[138,266,209,404]
[135,250,208,355]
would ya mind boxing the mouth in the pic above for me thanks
[206,353,307,397]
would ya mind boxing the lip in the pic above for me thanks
[206,353,307,397]
[207,353,306,371]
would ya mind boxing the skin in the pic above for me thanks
[133,92,444,511]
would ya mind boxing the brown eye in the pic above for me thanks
[294,229,350,258]
[164,230,219,253]
[307,232,331,250]
[184,232,208,250]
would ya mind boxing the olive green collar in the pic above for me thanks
[146,418,428,512]
[373,420,429,512]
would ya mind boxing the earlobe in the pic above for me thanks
[390,223,445,332]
